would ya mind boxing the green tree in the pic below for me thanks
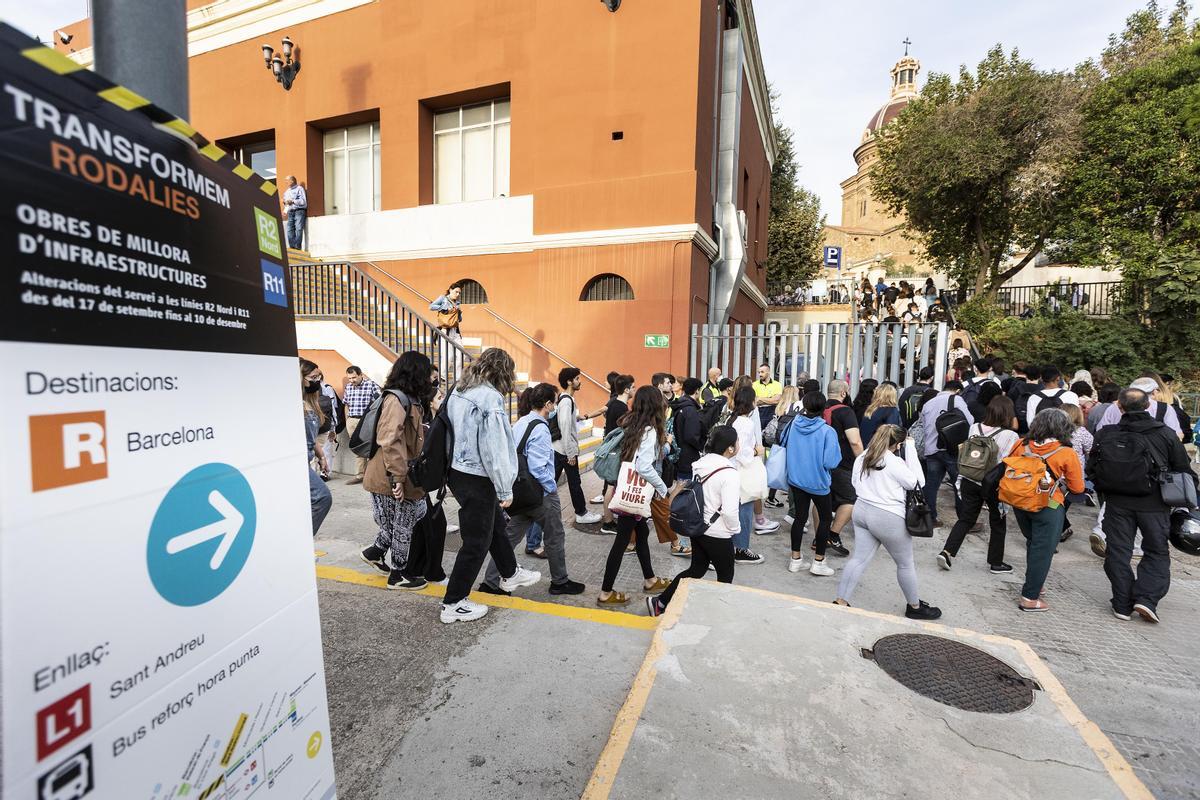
[872,47,1084,295]
[766,90,825,287]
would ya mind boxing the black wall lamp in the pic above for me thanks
[260,36,300,90]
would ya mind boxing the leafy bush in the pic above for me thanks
[976,311,1146,383]
[953,296,1005,338]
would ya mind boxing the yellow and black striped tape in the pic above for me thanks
[15,34,278,198]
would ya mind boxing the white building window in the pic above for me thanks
[434,99,510,204]
[323,123,381,215]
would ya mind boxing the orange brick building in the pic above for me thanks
[55,0,776,403]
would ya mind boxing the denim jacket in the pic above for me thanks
[446,383,517,501]
[633,427,669,498]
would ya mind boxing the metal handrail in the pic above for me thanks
[362,261,610,394]
[291,261,474,387]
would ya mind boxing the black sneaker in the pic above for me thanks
[599,521,618,535]
[904,600,942,620]
[989,562,1014,574]
[386,571,427,591]
[936,551,952,571]
[549,579,586,595]
[825,539,850,558]
[734,548,764,565]
[764,497,785,509]
[1060,526,1074,542]
[360,546,390,575]
[477,582,511,596]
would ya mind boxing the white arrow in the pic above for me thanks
[165,490,244,570]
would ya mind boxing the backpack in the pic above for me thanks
[548,395,574,443]
[413,400,454,503]
[348,390,412,460]
[668,467,733,538]
[509,418,549,515]
[1011,384,1037,434]
[899,385,927,430]
[763,413,795,447]
[1036,388,1067,413]
[592,427,626,484]
[957,426,1002,483]
[998,444,1062,512]
[959,379,985,408]
[1088,428,1158,497]
[700,398,725,433]
[934,396,971,452]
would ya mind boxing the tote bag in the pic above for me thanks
[766,444,789,491]
[740,459,769,503]
[609,461,654,518]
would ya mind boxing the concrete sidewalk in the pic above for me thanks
[586,580,1148,800]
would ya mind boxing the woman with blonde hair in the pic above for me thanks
[835,424,940,619]
[763,386,800,510]
[859,383,901,444]
[300,359,332,535]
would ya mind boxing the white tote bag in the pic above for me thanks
[739,458,769,503]
[608,461,654,518]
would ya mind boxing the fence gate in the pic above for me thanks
[691,322,948,395]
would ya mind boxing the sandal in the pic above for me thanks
[524,547,548,559]
[670,544,692,557]
[624,544,637,556]
[1018,598,1049,612]
[597,592,630,606]
[643,577,671,594]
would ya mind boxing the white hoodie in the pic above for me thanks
[691,453,742,538]
[850,439,923,519]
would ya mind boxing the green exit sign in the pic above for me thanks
[644,334,670,348]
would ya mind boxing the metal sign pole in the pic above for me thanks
[93,0,189,120]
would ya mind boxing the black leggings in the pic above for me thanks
[789,486,834,556]
[602,515,655,592]
[658,534,734,608]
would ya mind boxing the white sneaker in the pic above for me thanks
[788,556,807,573]
[809,559,835,577]
[753,519,780,534]
[784,515,795,525]
[575,511,603,525]
[430,578,449,586]
[499,566,541,592]
[446,524,461,534]
[1132,547,1144,559]
[590,494,605,504]
[440,599,488,623]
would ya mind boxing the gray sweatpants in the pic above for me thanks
[837,500,920,606]
[485,491,569,587]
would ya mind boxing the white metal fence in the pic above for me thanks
[690,321,948,395]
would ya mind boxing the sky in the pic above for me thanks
[754,0,1173,224]
[4,0,1184,226]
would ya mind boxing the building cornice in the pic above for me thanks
[739,274,769,310]
[738,0,778,167]
[311,222,720,263]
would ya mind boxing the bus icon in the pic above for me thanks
[38,744,93,800]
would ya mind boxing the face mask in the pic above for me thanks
[304,381,320,393]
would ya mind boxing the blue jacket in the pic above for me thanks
[784,414,842,495]
[446,383,517,501]
[513,413,556,495]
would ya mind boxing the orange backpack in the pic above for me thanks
[997,444,1062,512]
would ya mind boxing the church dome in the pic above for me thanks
[860,52,921,144]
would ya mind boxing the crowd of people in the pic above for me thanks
[299,347,1198,627]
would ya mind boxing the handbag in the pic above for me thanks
[1159,470,1198,509]
[508,419,547,516]
[904,487,934,537]
[608,461,654,518]
[739,458,769,503]
[766,444,788,490]
[436,306,461,329]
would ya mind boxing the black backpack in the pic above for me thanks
[668,466,732,538]
[348,390,412,459]
[413,400,454,504]
[1088,428,1159,497]
[548,395,574,443]
[959,379,985,408]
[509,418,549,515]
[1036,388,1067,413]
[700,397,726,434]
[1011,384,1037,434]
[935,395,971,452]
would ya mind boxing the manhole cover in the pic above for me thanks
[864,633,1039,713]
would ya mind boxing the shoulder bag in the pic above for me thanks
[904,488,934,537]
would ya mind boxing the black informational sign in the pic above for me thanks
[0,23,294,356]
[0,23,337,800]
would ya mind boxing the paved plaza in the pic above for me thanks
[314,470,1200,799]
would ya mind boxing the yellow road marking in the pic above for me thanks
[315,564,657,631]
[583,579,1153,800]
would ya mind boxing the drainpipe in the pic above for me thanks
[708,25,745,326]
